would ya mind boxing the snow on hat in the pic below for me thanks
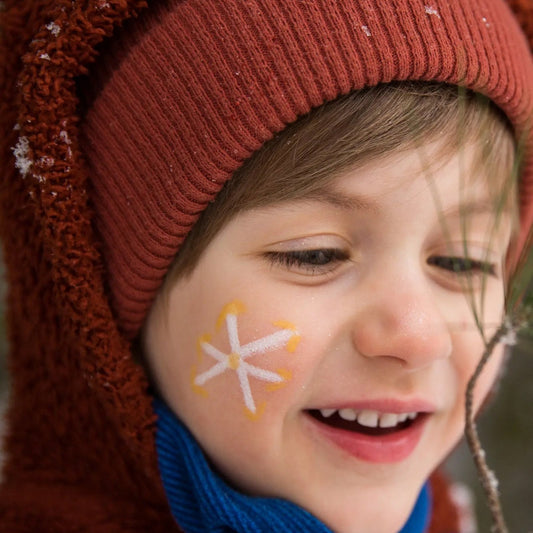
[81,0,533,338]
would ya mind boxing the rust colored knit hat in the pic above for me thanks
[82,0,533,337]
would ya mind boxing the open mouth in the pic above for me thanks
[307,408,424,437]
[305,407,430,462]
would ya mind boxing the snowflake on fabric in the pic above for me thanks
[191,301,300,419]
[12,136,33,178]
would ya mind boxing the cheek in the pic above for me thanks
[452,283,506,395]
[186,299,302,421]
[453,329,507,416]
[472,343,507,414]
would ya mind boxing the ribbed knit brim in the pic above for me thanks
[81,0,533,338]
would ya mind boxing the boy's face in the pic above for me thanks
[145,141,512,533]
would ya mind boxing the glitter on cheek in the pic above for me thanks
[190,300,301,420]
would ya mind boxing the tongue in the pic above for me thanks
[309,410,411,436]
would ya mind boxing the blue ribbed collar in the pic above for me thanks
[154,399,431,533]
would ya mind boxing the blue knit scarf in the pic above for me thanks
[154,399,431,533]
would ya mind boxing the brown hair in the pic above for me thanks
[165,81,517,285]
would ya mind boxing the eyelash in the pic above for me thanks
[427,256,497,277]
[265,250,497,279]
[265,248,350,274]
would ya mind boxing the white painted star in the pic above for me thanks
[192,301,300,417]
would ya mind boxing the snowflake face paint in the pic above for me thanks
[192,300,300,419]
[144,141,511,533]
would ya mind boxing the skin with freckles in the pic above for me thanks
[144,140,512,533]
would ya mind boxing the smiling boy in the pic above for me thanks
[0,1,532,532]
[144,84,516,533]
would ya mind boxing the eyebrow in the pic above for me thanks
[301,188,379,212]
[295,188,514,221]
[439,199,513,218]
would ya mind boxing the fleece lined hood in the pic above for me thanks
[0,2,176,530]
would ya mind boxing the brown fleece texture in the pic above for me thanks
[0,1,531,532]
[0,1,176,530]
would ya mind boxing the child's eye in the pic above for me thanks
[427,256,497,277]
[264,248,350,274]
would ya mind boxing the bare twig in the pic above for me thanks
[464,318,520,533]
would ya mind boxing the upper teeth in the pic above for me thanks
[320,408,419,428]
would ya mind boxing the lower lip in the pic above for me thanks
[305,413,428,463]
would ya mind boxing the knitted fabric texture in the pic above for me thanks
[154,399,432,533]
[81,0,533,338]
[0,0,530,531]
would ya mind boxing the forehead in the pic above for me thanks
[307,139,515,215]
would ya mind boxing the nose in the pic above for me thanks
[351,274,453,369]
